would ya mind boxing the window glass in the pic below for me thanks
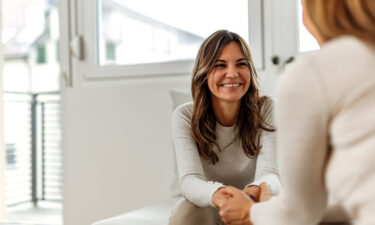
[97,0,248,66]
[298,1,319,52]
[37,43,47,64]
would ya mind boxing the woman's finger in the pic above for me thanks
[243,186,260,202]
[259,182,273,202]
[220,186,240,197]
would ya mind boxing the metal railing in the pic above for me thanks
[3,91,61,206]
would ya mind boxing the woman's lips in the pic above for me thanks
[219,83,242,87]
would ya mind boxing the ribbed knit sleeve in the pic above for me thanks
[172,103,225,207]
[247,98,281,194]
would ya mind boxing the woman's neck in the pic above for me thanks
[212,99,241,127]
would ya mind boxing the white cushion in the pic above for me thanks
[170,89,192,110]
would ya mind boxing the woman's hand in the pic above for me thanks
[258,182,273,202]
[218,186,254,225]
[212,187,232,208]
[213,183,273,224]
[243,185,260,202]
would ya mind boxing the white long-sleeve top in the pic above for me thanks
[172,99,281,207]
[251,36,375,225]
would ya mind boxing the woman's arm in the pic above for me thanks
[246,98,281,195]
[172,103,225,207]
[251,59,330,225]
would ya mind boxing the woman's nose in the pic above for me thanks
[225,66,239,78]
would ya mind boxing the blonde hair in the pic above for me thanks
[305,0,375,44]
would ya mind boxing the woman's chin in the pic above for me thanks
[220,97,243,103]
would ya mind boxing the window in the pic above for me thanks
[269,0,320,69]
[97,0,249,66]
[74,0,264,79]
[1,0,62,223]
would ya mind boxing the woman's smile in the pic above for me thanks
[207,42,251,104]
[219,83,243,88]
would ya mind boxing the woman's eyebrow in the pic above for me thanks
[215,58,247,63]
[237,58,248,62]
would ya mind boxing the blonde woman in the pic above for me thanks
[169,30,281,225]
[218,1,375,225]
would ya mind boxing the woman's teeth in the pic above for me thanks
[222,83,240,87]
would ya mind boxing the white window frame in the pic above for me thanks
[268,0,299,66]
[68,0,265,81]
[269,0,319,64]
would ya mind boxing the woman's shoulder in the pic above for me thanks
[320,36,374,57]
[172,101,194,122]
[259,96,275,124]
[285,36,374,77]
[260,96,275,114]
[279,36,375,98]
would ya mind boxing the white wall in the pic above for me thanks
[63,75,191,225]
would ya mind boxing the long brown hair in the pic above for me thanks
[304,0,375,45]
[191,30,275,164]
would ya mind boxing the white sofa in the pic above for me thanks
[92,200,351,225]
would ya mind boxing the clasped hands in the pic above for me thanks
[212,182,273,225]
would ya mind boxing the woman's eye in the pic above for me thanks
[238,62,248,67]
[214,64,225,68]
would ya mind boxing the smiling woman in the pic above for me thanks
[190,30,271,164]
[207,42,251,120]
[169,30,281,225]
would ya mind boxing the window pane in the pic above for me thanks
[298,1,319,52]
[97,0,248,66]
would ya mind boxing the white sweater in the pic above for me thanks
[251,36,375,225]
[172,99,281,207]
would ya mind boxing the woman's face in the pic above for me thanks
[207,42,251,105]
